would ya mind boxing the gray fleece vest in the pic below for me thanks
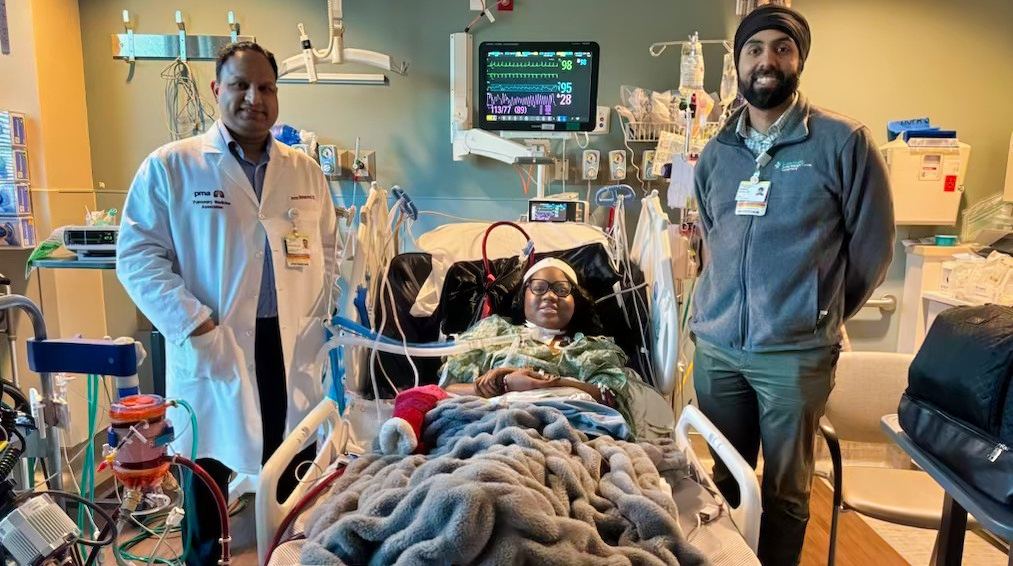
[690,94,895,352]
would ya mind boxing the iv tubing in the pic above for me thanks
[317,326,530,369]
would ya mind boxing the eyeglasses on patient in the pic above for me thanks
[527,279,573,298]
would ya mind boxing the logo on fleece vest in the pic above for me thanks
[774,159,812,173]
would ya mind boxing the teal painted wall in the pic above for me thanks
[79,0,734,234]
[77,0,1013,351]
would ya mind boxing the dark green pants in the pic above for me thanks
[693,338,839,566]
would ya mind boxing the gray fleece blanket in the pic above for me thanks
[301,397,706,566]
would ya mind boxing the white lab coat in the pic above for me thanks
[117,123,337,474]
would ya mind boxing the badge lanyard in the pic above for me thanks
[751,152,772,183]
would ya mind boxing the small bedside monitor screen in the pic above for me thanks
[530,201,568,222]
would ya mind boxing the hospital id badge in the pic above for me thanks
[284,233,311,268]
[735,180,771,204]
[735,201,768,216]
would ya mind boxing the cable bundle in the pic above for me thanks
[160,59,216,140]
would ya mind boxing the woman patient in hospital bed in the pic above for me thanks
[295,258,708,565]
[440,257,645,436]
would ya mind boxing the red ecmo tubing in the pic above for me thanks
[481,221,535,283]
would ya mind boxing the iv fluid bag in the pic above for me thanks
[679,37,705,96]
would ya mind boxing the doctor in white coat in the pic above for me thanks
[117,41,336,565]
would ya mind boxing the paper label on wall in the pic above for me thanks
[919,154,942,181]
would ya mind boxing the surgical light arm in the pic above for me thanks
[278,0,409,85]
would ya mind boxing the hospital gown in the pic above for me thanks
[440,315,642,435]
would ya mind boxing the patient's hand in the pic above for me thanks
[475,367,514,397]
[503,369,560,393]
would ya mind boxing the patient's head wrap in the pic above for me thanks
[734,5,811,70]
[523,257,578,285]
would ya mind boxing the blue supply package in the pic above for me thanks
[0,183,31,215]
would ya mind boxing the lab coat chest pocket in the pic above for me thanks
[291,198,322,215]
[293,204,322,243]
[175,326,242,382]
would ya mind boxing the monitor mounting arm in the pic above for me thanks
[450,32,552,196]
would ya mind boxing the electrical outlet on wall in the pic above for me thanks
[554,158,571,183]
[592,106,611,135]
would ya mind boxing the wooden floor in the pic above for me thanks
[802,478,910,566]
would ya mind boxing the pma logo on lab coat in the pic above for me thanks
[193,189,231,209]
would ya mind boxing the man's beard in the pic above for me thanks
[739,67,800,110]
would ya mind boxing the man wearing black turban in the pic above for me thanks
[734,5,811,115]
[691,6,896,565]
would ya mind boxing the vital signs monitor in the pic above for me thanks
[478,41,600,133]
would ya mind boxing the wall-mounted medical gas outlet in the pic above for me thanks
[581,150,600,181]
[319,145,340,178]
[609,150,627,181]
[340,150,376,182]
[592,106,611,135]
[642,150,658,181]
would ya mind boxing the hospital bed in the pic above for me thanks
[256,200,762,565]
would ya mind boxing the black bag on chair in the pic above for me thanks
[898,304,1013,504]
